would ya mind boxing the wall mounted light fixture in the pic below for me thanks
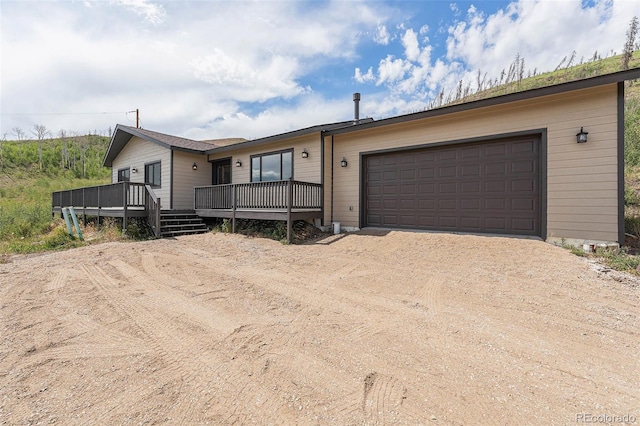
[235,159,242,167]
[340,158,348,167]
[132,167,138,173]
[301,149,309,158]
[192,162,198,170]
[576,127,588,143]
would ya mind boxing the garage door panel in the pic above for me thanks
[512,139,536,154]
[512,218,536,231]
[461,199,481,210]
[461,217,481,229]
[439,199,456,210]
[364,136,540,236]
[512,198,534,211]
[461,181,481,193]
[419,168,435,179]
[512,160,535,174]
[485,218,507,230]
[439,217,457,228]
[485,181,506,193]
[461,164,481,177]
[439,150,457,160]
[461,146,481,159]
[486,144,507,157]
[439,182,457,193]
[439,166,457,178]
[485,198,507,211]
[512,179,535,192]
[486,162,506,175]
[419,183,435,194]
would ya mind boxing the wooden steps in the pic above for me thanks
[160,210,208,237]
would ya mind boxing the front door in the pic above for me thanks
[212,158,231,185]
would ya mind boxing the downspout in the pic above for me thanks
[170,150,174,210]
[320,130,325,226]
[330,135,334,224]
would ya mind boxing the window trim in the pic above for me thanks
[250,148,294,182]
[144,161,161,188]
[117,167,130,182]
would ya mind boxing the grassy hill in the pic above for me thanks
[0,134,111,253]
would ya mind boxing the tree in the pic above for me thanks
[12,127,25,164]
[31,124,49,170]
[622,16,638,70]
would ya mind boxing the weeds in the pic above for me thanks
[596,247,640,272]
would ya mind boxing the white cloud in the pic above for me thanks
[190,49,306,102]
[115,0,166,25]
[374,23,391,45]
[377,55,411,85]
[354,67,375,83]
[402,29,420,62]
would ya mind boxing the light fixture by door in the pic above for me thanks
[235,159,242,167]
[192,162,198,170]
[340,158,348,167]
[576,127,588,143]
[301,149,309,158]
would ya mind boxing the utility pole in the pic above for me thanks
[136,109,140,128]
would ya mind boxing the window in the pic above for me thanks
[145,161,161,188]
[117,168,130,182]
[251,150,292,182]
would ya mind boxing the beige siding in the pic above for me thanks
[172,151,210,210]
[332,84,619,243]
[208,134,322,184]
[111,137,171,209]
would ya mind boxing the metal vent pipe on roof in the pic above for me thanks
[353,92,361,123]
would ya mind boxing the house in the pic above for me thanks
[53,67,640,245]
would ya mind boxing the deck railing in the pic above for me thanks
[194,179,322,211]
[52,182,148,210]
[52,182,160,234]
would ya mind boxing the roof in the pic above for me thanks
[103,125,242,167]
[205,118,374,155]
[325,67,640,136]
[200,138,247,147]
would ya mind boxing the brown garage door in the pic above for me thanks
[364,136,541,236]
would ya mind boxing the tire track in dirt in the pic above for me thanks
[81,264,318,423]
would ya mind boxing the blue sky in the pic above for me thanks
[1,0,638,140]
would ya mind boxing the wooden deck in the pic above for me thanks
[53,179,323,242]
[52,182,162,237]
[194,180,323,241]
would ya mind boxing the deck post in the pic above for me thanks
[232,185,237,234]
[122,182,128,232]
[82,187,87,226]
[156,197,161,238]
[286,179,293,243]
[97,185,101,225]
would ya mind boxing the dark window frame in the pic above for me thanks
[117,167,130,182]
[145,161,161,188]
[250,149,293,182]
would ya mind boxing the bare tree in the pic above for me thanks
[32,124,49,170]
[622,16,638,70]
[12,127,25,164]
[0,133,5,170]
[59,129,69,169]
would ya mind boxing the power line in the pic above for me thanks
[0,111,133,116]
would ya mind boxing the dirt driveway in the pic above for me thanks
[1,230,638,425]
